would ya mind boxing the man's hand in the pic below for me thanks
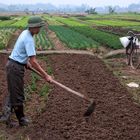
[44,74,53,83]
[25,62,32,69]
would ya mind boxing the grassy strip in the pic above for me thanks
[87,13,140,20]
[85,19,140,27]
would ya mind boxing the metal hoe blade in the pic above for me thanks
[84,101,96,117]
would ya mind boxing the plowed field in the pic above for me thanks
[0,53,140,140]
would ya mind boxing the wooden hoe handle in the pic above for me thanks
[29,67,91,102]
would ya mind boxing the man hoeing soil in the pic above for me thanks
[0,16,53,126]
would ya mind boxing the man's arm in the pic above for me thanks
[28,56,52,82]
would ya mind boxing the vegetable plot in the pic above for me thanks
[0,27,17,49]
[55,17,122,49]
[11,16,29,28]
[45,16,99,49]
[34,27,53,50]
[0,20,16,27]
[49,25,99,49]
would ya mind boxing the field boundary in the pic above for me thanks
[103,49,125,58]
[0,49,95,56]
[103,49,140,58]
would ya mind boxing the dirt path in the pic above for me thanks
[103,49,125,58]
[0,53,140,140]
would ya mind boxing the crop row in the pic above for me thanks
[49,25,99,49]
[34,27,53,50]
[0,20,16,27]
[0,27,17,49]
[86,19,140,27]
[82,13,140,21]
[0,16,29,28]
[11,16,29,28]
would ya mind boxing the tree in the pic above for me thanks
[108,6,115,14]
[24,8,29,15]
[85,8,97,14]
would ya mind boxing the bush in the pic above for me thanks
[0,16,11,20]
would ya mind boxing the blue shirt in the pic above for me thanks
[9,29,36,64]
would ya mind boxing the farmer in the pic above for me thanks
[0,16,52,126]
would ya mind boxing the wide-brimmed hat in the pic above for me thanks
[27,16,45,28]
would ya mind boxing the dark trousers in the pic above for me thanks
[6,60,25,106]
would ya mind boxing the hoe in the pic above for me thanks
[29,67,96,117]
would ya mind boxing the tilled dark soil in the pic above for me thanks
[0,53,140,140]
[0,54,8,110]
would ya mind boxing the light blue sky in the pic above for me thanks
[0,0,139,7]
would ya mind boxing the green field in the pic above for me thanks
[0,13,140,50]
[44,16,99,49]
